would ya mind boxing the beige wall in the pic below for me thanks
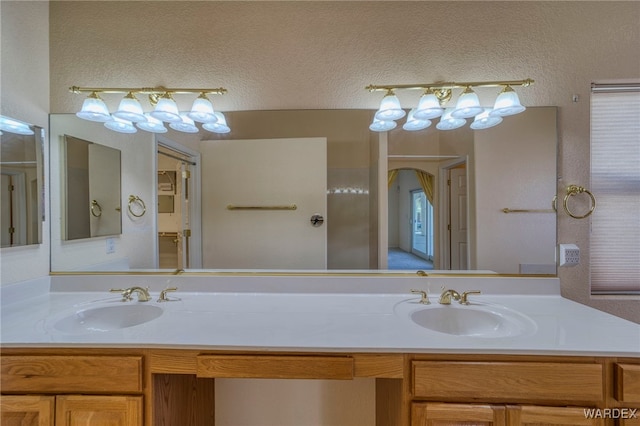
[0,1,50,284]
[2,2,637,305]
[45,1,640,321]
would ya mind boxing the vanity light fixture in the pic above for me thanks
[202,111,231,134]
[0,115,35,135]
[70,86,231,134]
[366,78,533,132]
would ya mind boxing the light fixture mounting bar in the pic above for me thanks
[365,78,534,93]
[69,86,227,95]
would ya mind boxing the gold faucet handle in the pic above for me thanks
[109,288,131,301]
[158,287,179,302]
[460,290,481,305]
[410,289,430,304]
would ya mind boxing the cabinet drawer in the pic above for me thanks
[197,355,354,379]
[412,361,603,404]
[1,356,143,393]
[615,363,640,403]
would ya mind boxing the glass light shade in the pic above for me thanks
[451,87,484,118]
[470,108,503,130]
[368,118,397,132]
[187,94,217,123]
[203,112,231,133]
[150,93,182,123]
[76,92,111,122]
[104,116,137,133]
[436,108,467,130]
[374,92,406,121]
[0,116,34,135]
[402,109,432,131]
[491,86,526,116]
[169,114,199,133]
[136,113,167,133]
[113,92,146,122]
[413,91,444,120]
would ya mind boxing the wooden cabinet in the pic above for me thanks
[1,395,54,426]
[412,402,506,426]
[0,395,142,426]
[411,360,609,426]
[1,355,143,426]
[56,395,142,426]
[412,403,605,426]
[1,350,638,426]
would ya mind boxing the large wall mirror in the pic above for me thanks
[49,107,557,274]
[62,135,122,240]
[0,116,44,248]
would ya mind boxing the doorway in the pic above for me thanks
[387,169,434,270]
[156,139,201,270]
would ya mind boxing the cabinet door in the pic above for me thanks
[0,395,55,426]
[507,405,605,426]
[55,395,142,426]
[413,402,506,426]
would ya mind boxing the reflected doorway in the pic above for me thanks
[387,169,434,270]
[156,139,201,270]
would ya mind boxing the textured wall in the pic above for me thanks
[1,1,50,285]
[47,1,640,321]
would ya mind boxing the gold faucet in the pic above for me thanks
[460,290,482,305]
[438,288,461,305]
[110,286,151,302]
[410,289,431,304]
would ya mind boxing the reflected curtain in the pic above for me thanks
[415,170,435,205]
[388,169,399,188]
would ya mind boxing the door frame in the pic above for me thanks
[439,156,469,270]
[155,136,202,269]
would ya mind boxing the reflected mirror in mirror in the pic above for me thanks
[0,116,44,248]
[63,135,122,240]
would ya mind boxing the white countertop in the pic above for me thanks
[1,274,639,356]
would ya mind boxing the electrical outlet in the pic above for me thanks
[106,237,116,254]
[559,243,580,266]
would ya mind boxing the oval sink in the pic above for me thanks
[53,303,163,334]
[410,304,536,338]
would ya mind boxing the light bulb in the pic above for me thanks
[436,108,466,130]
[113,92,146,122]
[413,90,444,120]
[136,113,167,133]
[188,93,217,123]
[491,85,526,116]
[203,112,231,133]
[451,87,484,119]
[374,91,406,121]
[76,92,111,122]
[104,116,137,133]
[470,108,503,130]
[150,93,182,123]
[369,118,397,132]
[402,109,432,131]
[169,113,199,133]
[0,116,34,135]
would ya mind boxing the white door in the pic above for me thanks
[200,138,327,269]
[449,167,468,269]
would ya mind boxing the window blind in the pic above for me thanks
[590,83,640,294]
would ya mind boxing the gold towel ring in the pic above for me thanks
[90,200,103,217]
[128,195,146,218]
[563,185,596,219]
